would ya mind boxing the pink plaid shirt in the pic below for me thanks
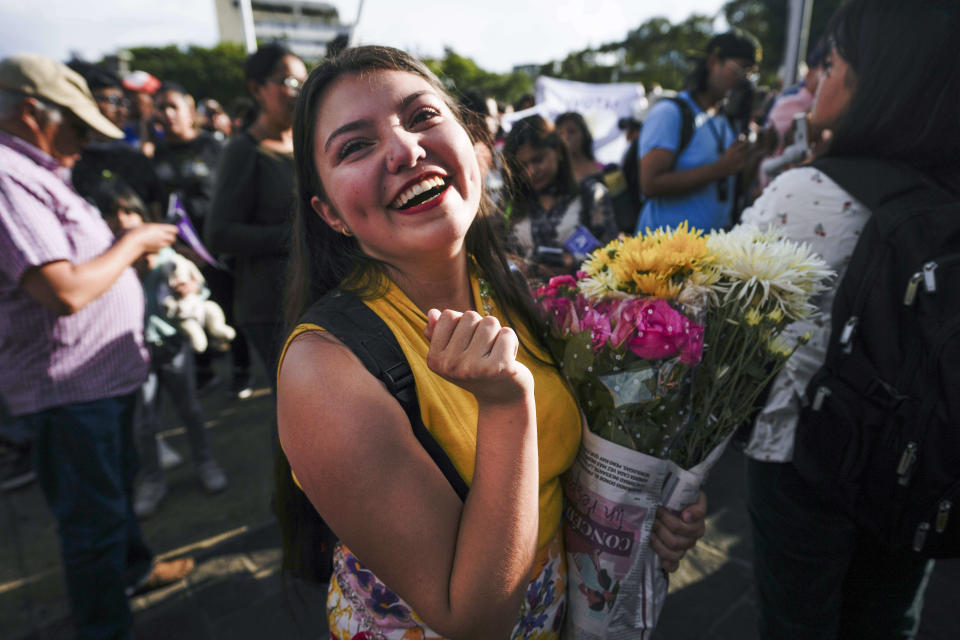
[0,131,148,416]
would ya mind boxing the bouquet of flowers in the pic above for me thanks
[534,223,832,638]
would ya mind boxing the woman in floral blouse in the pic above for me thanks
[740,1,960,637]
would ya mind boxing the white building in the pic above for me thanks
[215,0,350,60]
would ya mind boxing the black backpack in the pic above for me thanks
[793,157,960,557]
[275,289,469,583]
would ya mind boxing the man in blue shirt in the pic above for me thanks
[637,31,761,233]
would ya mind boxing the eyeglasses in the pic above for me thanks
[271,75,304,95]
[97,95,130,108]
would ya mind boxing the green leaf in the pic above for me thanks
[562,332,595,381]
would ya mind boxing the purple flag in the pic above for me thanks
[167,195,220,268]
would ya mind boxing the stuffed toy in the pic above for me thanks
[161,253,235,353]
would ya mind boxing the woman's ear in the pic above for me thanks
[248,80,263,105]
[310,195,346,234]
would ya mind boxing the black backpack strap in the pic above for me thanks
[300,289,470,502]
[812,157,951,213]
[665,96,697,159]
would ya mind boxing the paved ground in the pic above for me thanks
[2,355,958,639]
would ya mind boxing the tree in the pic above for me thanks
[621,14,717,88]
[423,48,534,106]
[116,42,248,105]
[539,13,717,88]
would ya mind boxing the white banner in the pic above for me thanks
[502,76,646,165]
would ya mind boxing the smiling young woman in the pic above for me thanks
[307,69,484,283]
[274,46,706,640]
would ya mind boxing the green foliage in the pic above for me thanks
[423,48,533,105]
[620,14,717,89]
[118,42,248,105]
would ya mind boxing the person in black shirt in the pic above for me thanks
[153,83,240,393]
[67,61,163,218]
[153,83,223,236]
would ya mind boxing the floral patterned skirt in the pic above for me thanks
[327,531,567,640]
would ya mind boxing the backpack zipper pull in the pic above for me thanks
[936,500,952,533]
[923,261,938,293]
[812,385,832,411]
[903,272,923,305]
[913,521,930,552]
[839,316,858,354]
[897,441,918,486]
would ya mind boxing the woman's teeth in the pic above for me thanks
[392,176,447,209]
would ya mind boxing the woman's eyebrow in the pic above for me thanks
[398,90,430,112]
[324,119,370,152]
[323,91,434,153]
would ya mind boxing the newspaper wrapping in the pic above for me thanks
[562,424,729,639]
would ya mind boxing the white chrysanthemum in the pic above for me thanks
[706,224,835,320]
[688,264,721,288]
[578,269,629,301]
[580,252,609,278]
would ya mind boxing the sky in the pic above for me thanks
[0,0,727,73]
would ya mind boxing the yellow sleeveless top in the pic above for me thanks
[278,270,582,549]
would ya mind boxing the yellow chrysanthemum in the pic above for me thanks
[581,238,621,276]
[577,223,715,302]
[633,222,711,276]
[745,308,763,326]
[630,273,681,299]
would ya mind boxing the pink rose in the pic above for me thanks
[535,274,579,302]
[547,274,579,290]
[545,296,580,336]
[580,308,612,352]
[626,299,686,359]
[609,298,703,362]
[608,298,645,349]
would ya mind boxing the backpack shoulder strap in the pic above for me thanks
[300,289,470,502]
[665,96,697,157]
[812,157,952,214]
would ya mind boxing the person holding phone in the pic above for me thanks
[637,30,761,233]
[503,115,618,277]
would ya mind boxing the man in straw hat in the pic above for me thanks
[0,54,193,639]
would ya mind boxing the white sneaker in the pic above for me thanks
[134,477,167,518]
[157,437,183,471]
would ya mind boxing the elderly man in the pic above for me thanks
[0,54,192,639]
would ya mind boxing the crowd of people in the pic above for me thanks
[0,0,958,638]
